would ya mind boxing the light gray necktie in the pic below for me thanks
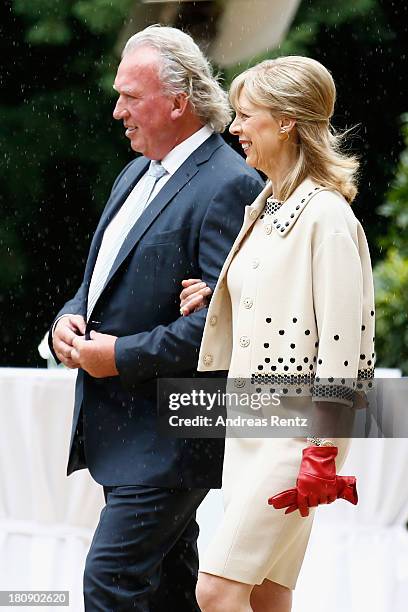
[87,161,168,320]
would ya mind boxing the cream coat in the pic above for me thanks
[198,177,375,405]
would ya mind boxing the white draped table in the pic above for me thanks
[293,438,408,612]
[0,368,104,611]
[293,373,408,612]
[0,368,223,611]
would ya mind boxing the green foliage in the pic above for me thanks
[0,0,132,364]
[13,0,69,19]
[295,0,378,27]
[13,0,133,42]
[377,114,408,257]
[374,250,408,373]
[373,115,408,373]
[27,19,72,45]
[13,0,71,44]
[73,0,134,34]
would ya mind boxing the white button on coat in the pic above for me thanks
[203,354,214,366]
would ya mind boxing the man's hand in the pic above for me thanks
[53,315,86,368]
[71,331,119,378]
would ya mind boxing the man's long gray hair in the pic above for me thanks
[122,25,231,133]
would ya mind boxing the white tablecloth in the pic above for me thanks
[0,368,223,610]
[293,439,408,612]
[0,368,104,611]
[291,372,408,611]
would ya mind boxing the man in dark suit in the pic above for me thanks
[50,25,263,611]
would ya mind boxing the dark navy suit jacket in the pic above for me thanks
[50,133,264,488]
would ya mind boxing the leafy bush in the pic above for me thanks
[374,250,408,373]
[374,115,408,373]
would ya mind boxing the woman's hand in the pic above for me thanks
[179,278,212,316]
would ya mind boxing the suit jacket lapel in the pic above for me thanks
[88,134,224,317]
[103,159,151,226]
[83,159,149,285]
[99,154,200,295]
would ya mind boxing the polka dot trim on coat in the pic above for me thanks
[312,384,354,403]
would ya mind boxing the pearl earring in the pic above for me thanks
[279,128,289,142]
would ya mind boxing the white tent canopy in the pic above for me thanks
[209,0,301,66]
[123,0,301,67]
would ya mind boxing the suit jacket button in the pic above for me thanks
[265,224,272,235]
[249,209,258,219]
[243,298,253,309]
[252,258,260,269]
[239,335,250,347]
[209,315,218,326]
[235,378,246,388]
[203,353,214,366]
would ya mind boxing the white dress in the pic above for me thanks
[199,205,351,589]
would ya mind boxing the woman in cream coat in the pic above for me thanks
[180,57,375,612]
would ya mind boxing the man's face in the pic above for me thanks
[113,47,175,159]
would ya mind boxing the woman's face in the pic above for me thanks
[229,89,282,175]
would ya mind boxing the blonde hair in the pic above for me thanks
[123,25,231,133]
[230,56,359,203]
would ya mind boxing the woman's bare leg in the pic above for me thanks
[196,572,253,612]
[250,579,292,612]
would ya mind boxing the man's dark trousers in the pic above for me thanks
[84,485,207,611]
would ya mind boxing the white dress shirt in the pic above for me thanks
[149,123,213,195]
[120,124,214,214]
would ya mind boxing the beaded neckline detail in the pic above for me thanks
[264,196,284,216]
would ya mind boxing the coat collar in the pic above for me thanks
[242,180,272,225]
[271,178,326,237]
[246,177,327,237]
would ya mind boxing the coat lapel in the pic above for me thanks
[243,180,273,227]
[213,180,272,288]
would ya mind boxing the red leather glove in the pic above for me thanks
[268,446,358,517]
